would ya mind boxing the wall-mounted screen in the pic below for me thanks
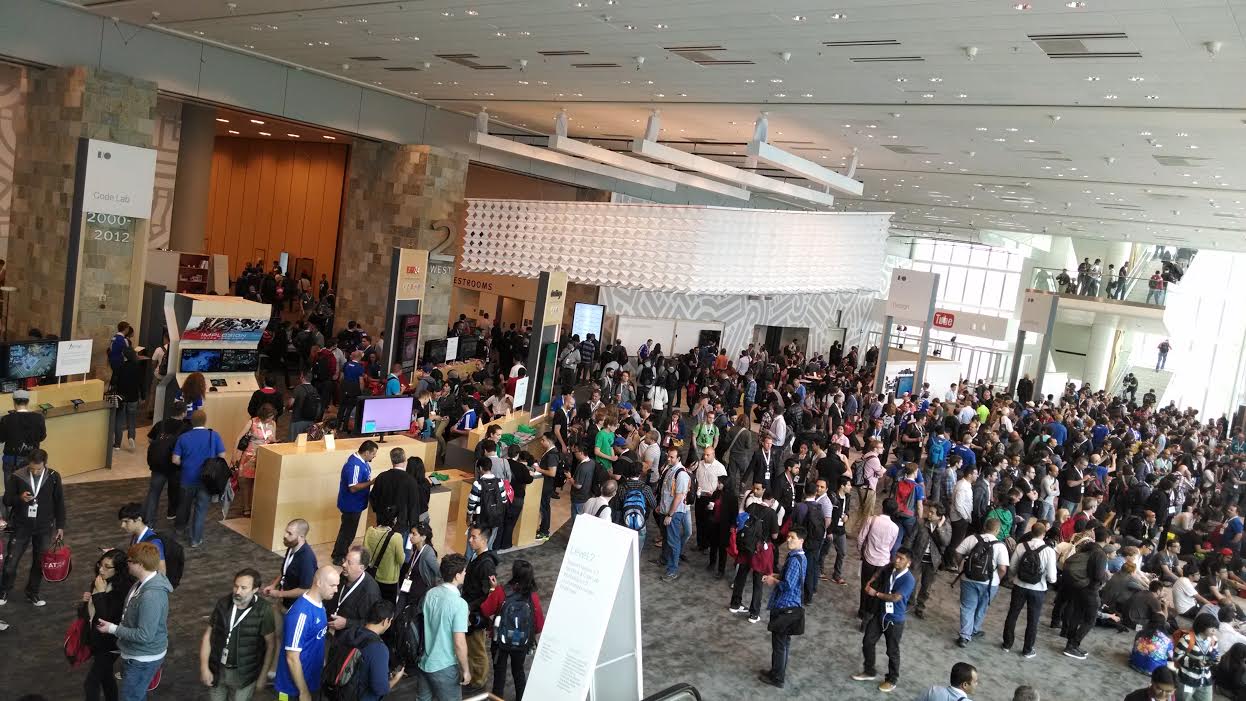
[572,302,605,341]
[360,396,414,435]
[179,349,222,373]
[536,341,558,405]
[457,336,478,361]
[400,314,421,374]
[7,342,55,379]
[422,338,447,365]
[221,349,259,372]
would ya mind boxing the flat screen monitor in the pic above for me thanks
[359,396,414,435]
[572,302,605,341]
[6,342,55,379]
[423,338,447,365]
[221,349,259,373]
[536,341,558,405]
[179,348,222,373]
[457,336,478,361]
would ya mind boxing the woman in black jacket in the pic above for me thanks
[82,548,136,701]
[407,456,432,524]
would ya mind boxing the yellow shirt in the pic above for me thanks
[363,526,405,584]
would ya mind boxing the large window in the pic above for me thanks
[907,240,1024,351]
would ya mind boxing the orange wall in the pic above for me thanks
[205,137,348,281]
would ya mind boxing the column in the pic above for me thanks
[168,102,216,252]
[1083,323,1116,391]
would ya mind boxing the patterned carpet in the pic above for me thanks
[1,477,1160,700]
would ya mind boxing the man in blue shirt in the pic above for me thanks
[854,548,916,693]
[1045,416,1068,447]
[383,362,404,397]
[339,350,367,435]
[172,410,226,547]
[339,599,405,701]
[263,519,319,612]
[759,527,807,689]
[452,399,479,438]
[275,565,339,700]
[951,436,977,471]
[331,441,378,566]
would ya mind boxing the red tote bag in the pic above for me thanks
[41,537,72,583]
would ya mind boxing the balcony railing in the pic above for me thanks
[1029,267,1175,306]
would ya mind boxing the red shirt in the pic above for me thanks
[480,586,545,633]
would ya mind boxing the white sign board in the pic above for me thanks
[83,139,157,219]
[572,303,605,341]
[1019,291,1058,334]
[928,308,1010,341]
[55,339,93,376]
[885,269,939,324]
[513,376,530,410]
[444,336,459,363]
[527,516,643,701]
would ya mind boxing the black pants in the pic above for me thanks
[946,519,969,564]
[858,561,882,619]
[914,561,937,613]
[83,650,118,701]
[802,539,823,603]
[1051,576,1071,628]
[731,566,764,616]
[862,616,904,684]
[706,520,730,574]
[331,510,363,564]
[338,394,360,435]
[492,647,529,699]
[497,499,522,550]
[1,525,51,597]
[1002,586,1046,653]
[1065,588,1099,649]
[770,631,792,684]
[694,497,715,549]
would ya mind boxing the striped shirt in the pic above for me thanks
[1174,631,1218,688]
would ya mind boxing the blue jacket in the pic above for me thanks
[339,627,391,701]
[770,549,806,610]
[337,454,372,513]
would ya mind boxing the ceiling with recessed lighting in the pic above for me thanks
[74,0,1246,250]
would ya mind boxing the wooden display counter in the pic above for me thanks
[404,437,438,471]
[427,483,451,556]
[465,410,550,452]
[513,473,545,546]
[435,464,548,554]
[0,380,111,477]
[202,390,252,456]
[251,435,425,553]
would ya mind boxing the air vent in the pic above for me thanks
[1153,155,1210,167]
[1214,212,1243,219]
[1028,32,1141,59]
[850,56,924,63]
[665,46,755,66]
[572,63,621,68]
[436,54,510,69]
[773,139,815,145]
[822,39,901,47]
[383,66,421,72]
[1101,203,1144,211]
[348,56,388,61]
[1025,155,1073,162]
[538,50,590,56]
[1146,192,1188,201]
[883,145,936,154]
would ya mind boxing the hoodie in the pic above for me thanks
[338,626,391,701]
[115,572,173,660]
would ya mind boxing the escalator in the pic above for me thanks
[642,684,703,701]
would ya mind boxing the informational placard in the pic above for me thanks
[1019,291,1058,334]
[572,302,605,340]
[927,308,1009,341]
[444,336,460,363]
[83,139,157,219]
[886,269,939,324]
[55,339,93,376]
[181,316,268,343]
[514,376,530,409]
[543,271,569,324]
[395,248,429,301]
[526,516,642,701]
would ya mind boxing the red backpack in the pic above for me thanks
[896,479,919,517]
[64,615,92,667]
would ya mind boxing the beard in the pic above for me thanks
[233,593,254,607]
[283,536,297,548]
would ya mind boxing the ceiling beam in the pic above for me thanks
[547,134,751,201]
[746,140,864,196]
[469,131,677,192]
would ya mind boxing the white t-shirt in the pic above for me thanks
[954,533,1010,586]
[1173,577,1199,613]
[583,495,612,520]
[694,459,727,496]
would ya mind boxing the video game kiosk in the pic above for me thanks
[154,293,271,441]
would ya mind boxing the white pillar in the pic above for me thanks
[1084,323,1116,390]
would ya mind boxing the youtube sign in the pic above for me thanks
[933,311,956,329]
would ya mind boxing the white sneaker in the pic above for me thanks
[128,438,136,451]
[748,615,761,623]
[26,594,45,607]
[0,619,8,631]
[728,605,748,614]
[0,594,7,606]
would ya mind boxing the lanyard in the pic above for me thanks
[222,603,254,652]
[28,469,46,498]
[889,568,908,593]
[338,574,365,605]
[122,577,148,620]
[282,546,298,581]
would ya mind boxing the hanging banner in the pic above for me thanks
[396,248,429,302]
[83,139,157,219]
[1019,291,1058,334]
[885,269,939,324]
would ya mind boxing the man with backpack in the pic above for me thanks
[729,484,780,623]
[616,464,656,549]
[173,410,228,549]
[892,462,925,553]
[322,599,402,701]
[312,340,340,412]
[1002,522,1058,658]
[659,443,693,582]
[289,370,323,441]
[1061,525,1111,660]
[118,503,181,583]
[793,481,830,603]
[953,517,1010,648]
[462,526,499,694]
[467,457,509,551]
[143,402,188,526]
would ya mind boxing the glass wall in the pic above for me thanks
[907,240,1024,352]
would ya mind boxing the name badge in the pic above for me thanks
[27,504,37,518]
[400,578,412,593]
[220,648,229,665]
[884,602,895,615]
[1169,506,1177,515]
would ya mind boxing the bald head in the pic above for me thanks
[311,565,341,603]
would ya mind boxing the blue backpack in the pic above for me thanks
[928,437,949,468]
[621,485,648,531]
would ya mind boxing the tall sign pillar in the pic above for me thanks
[384,248,429,376]
[877,269,940,396]
[1017,291,1059,398]
[524,271,567,415]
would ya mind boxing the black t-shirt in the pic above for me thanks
[463,551,498,611]
[552,408,572,447]
[0,410,46,456]
[508,459,534,501]
[1059,465,1084,505]
[816,452,846,487]
[540,448,561,495]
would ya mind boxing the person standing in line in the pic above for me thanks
[233,403,276,518]
[172,410,227,548]
[826,476,852,585]
[854,439,885,531]
[331,440,378,566]
[418,553,472,699]
[535,434,560,539]
[95,542,172,701]
[853,547,917,693]
[112,348,145,452]
[660,444,693,582]
[568,444,596,521]
[369,447,420,543]
[462,525,499,694]
[1062,526,1111,660]
[1001,523,1058,658]
[910,504,950,619]
[81,549,135,700]
[326,545,381,633]
[338,599,405,700]
[758,526,807,690]
[0,448,65,607]
[481,559,546,700]
[954,517,1010,648]
[913,662,979,701]
[144,401,187,525]
[0,388,46,480]
[274,565,340,701]
[729,483,780,623]
[199,568,277,701]
[945,466,978,567]
[857,499,900,624]
[262,519,319,613]
[363,512,405,602]
[692,445,727,550]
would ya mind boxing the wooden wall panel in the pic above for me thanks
[205,137,348,283]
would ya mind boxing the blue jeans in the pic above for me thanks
[415,663,462,701]
[119,657,162,701]
[1037,501,1055,523]
[143,470,181,524]
[289,419,313,442]
[959,580,996,640]
[114,400,139,446]
[178,483,211,546]
[663,511,691,576]
[893,514,916,555]
[571,500,586,523]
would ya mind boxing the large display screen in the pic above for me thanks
[423,338,447,366]
[221,349,259,372]
[360,396,414,435]
[7,342,56,379]
[572,302,605,341]
[179,349,221,373]
[536,341,558,405]
[457,336,478,361]
[400,314,421,373]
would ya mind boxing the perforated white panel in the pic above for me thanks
[463,199,890,295]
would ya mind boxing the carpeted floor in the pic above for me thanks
[2,476,1159,701]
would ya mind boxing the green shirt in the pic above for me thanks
[363,526,406,585]
[420,583,469,673]
[693,421,719,449]
[595,429,615,469]
[976,405,989,424]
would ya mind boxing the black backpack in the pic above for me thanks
[962,536,996,583]
[796,501,826,546]
[137,529,185,588]
[146,423,180,474]
[476,478,506,529]
[639,365,655,386]
[1064,547,1094,589]
[493,588,536,652]
[738,507,768,554]
[313,353,334,384]
[299,385,323,422]
[320,635,365,701]
[200,456,232,496]
[1016,542,1047,585]
[385,599,425,669]
[850,457,868,487]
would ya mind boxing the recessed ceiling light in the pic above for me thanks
[622,24,635,29]
[1024,138,1036,143]
[1085,76,1101,81]
[258,131,271,136]
[1128,75,1145,82]
[575,1,588,7]
[250,119,265,125]
[994,138,1006,142]
[654,93,665,97]
[1189,144,1199,149]
[1177,132,1189,137]
[921,93,934,98]
[830,13,846,19]
[801,93,813,98]
[193,30,205,36]
[1146,95,1159,100]
[956,93,968,98]
[792,15,806,21]
[653,23,668,29]
[1139,131,1152,136]
[323,135,336,140]
[538,80,548,85]
[441,11,453,16]
[770,78,783,83]
[287,133,300,138]
[1014,2,1032,9]
[1066,1,1086,7]
[773,93,787,97]
[495,31,507,37]
[215,118,229,123]
[227,130,240,135]
[1103,94,1118,100]
[465,9,479,15]
[744,79,756,84]
[929,77,943,83]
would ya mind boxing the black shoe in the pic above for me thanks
[550,493,561,500]
[1000,643,1012,652]
[1062,647,1088,660]
[971,631,985,639]
[680,554,688,562]
[913,608,925,619]
[758,672,784,689]
[704,562,714,571]
[715,570,725,579]
[956,638,969,648]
